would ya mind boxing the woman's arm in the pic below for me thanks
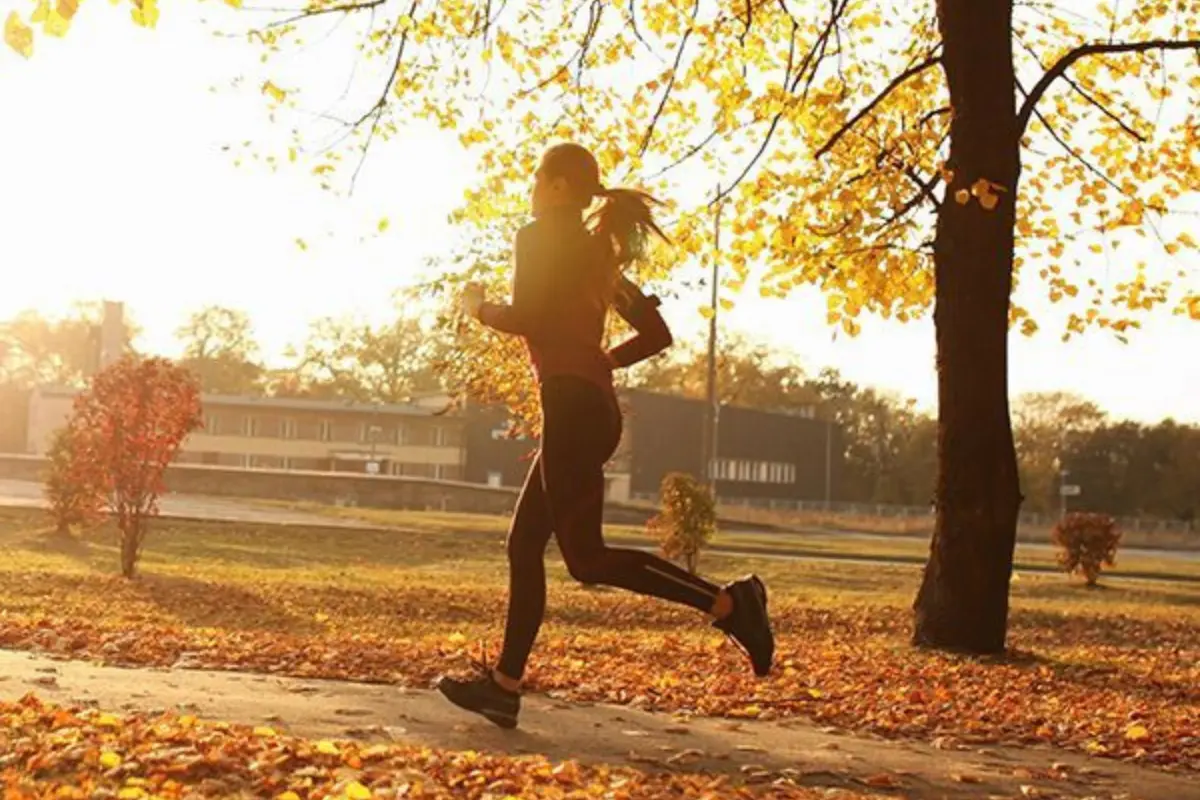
[607,275,673,369]
[476,226,549,337]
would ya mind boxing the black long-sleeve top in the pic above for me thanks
[477,209,673,391]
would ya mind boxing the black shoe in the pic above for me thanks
[713,574,774,677]
[435,670,521,729]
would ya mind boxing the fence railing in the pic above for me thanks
[630,492,1197,538]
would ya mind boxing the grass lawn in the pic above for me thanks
[251,499,1200,580]
[0,504,1196,775]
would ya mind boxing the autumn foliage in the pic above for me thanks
[648,472,716,574]
[43,424,103,536]
[64,356,202,578]
[1052,512,1122,587]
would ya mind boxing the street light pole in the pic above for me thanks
[704,183,722,497]
[823,417,832,510]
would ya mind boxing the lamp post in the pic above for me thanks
[703,183,723,497]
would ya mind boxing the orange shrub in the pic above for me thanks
[1051,512,1121,586]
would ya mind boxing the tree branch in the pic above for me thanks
[814,50,942,160]
[265,0,387,30]
[1016,38,1200,137]
[1015,35,1146,143]
[347,0,421,194]
[638,0,700,157]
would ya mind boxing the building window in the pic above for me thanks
[432,426,446,447]
[318,420,332,442]
[280,418,296,439]
[713,458,795,485]
[204,413,221,435]
[487,471,503,487]
[242,416,259,437]
[395,425,408,446]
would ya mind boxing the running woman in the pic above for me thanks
[437,142,773,729]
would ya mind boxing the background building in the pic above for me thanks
[26,388,468,479]
[462,389,843,505]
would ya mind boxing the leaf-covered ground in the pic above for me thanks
[1,694,873,799]
[1,508,1197,776]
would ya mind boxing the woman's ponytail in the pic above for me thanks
[587,186,669,267]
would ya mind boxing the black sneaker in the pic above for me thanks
[713,575,774,677]
[435,670,521,729]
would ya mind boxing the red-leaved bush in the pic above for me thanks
[1051,511,1122,587]
[67,356,202,577]
[43,424,103,536]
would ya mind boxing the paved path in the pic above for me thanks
[2,478,1196,569]
[0,649,1188,800]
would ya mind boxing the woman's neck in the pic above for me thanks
[538,205,584,225]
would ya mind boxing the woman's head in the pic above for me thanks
[532,142,668,267]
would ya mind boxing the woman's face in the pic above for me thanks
[530,160,572,218]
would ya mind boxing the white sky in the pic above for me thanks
[1,3,1197,423]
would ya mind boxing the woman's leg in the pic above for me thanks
[435,456,550,729]
[539,377,721,613]
[494,455,554,682]
[540,377,773,677]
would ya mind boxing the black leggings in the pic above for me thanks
[496,376,721,680]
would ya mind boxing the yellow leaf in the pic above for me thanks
[698,305,715,320]
[288,147,297,163]
[377,217,390,233]
[55,0,79,21]
[447,632,466,645]
[99,751,122,769]
[295,238,308,251]
[130,0,159,29]
[954,189,970,205]
[1124,723,1150,741]
[95,713,121,728]
[718,298,734,312]
[316,739,340,755]
[4,12,34,58]
[1164,242,1180,255]
[253,726,278,737]
[262,80,288,104]
[278,793,300,800]
[1088,244,1103,254]
[117,789,147,800]
[224,0,244,6]
[32,0,50,24]
[314,612,329,623]
[42,9,70,37]
[345,781,373,800]
[979,193,999,211]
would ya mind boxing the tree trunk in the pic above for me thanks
[120,519,141,579]
[913,0,1023,653]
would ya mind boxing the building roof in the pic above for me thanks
[31,386,456,418]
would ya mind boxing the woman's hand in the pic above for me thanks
[461,282,486,318]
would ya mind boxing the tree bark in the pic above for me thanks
[120,519,141,579]
[913,0,1023,653]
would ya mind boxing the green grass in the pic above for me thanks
[2,505,1195,621]
[248,499,1200,581]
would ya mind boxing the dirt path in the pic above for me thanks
[1,650,1189,799]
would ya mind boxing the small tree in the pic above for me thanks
[69,355,202,578]
[648,472,716,574]
[1051,512,1121,588]
[43,423,103,536]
